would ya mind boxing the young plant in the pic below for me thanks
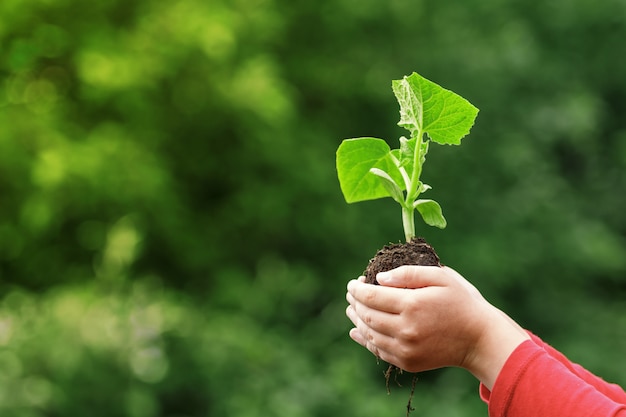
[336,72,479,242]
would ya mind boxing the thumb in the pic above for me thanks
[376,265,449,288]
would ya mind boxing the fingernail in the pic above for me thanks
[376,271,391,283]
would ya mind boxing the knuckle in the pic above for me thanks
[362,311,374,326]
[403,297,421,313]
[398,326,420,342]
[363,289,377,304]
[397,346,422,372]
[365,340,380,358]
[398,343,416,361]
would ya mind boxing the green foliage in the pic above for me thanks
[337,72,478,240]
[392,73,479,145]
[336,138,405,203]
[1,0,626,416]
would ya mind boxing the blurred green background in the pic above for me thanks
[1,0,626,416]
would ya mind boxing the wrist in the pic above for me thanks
[463,307,530,390]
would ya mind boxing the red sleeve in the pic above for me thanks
[479,334,626,417]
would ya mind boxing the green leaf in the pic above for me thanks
[393,72,479,145]
[369,168,404,204]
[336,137,405,203]
[398,136,414,168]
[391,137,428,183]
[392,79,423,136]
[414,199,447,228]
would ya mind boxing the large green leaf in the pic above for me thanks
[336,137,404,203]
[392,72,479,145]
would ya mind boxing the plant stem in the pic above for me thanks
[402,129,424,242]
[402,205,415,242]
[406,129,424,201]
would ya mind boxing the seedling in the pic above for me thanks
[336,72,479,241]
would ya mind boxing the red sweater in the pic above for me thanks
[480,334,626,417]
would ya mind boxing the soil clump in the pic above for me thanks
[365,237,441,284]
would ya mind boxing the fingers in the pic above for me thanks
[345,266,482,374]
[347,310,399,363]
[346,279,405,314]
[346,310,396,349]
[346,281,405,364]
[376,265,453,289]
[345,300,397,337]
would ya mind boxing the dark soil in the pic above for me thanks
[364,237,441,284]
[362,236,442,416]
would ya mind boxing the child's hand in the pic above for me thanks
[345,265,529,389]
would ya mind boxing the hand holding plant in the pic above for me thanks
[337,72,479,414]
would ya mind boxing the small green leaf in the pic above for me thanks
[369,168,404,204]
[418,139,429,166]
[414,199,447,228]
[394,137,427,176]
[393,72,479,145]
[398,136,414,168]
[336,137,405,203]
[419,183,432,193]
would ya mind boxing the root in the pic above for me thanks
[384,364,402,394]
[383,364,418,416]
[406,374,418,417]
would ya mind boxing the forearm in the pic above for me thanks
[528,334,626,404]
[481,336,626,417]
